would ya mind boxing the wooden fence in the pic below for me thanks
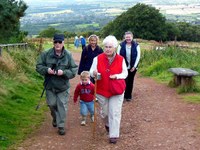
[0,43,28,56]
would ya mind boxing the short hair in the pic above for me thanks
[124,31,133,37]
[80,71,90,78]
[102,35,118,48]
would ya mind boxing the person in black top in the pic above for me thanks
[78,34,103,83]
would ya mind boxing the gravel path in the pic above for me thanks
[17,52,200,150]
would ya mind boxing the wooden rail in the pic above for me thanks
[0,43,28,56]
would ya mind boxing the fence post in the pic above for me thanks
[0,47,2,56]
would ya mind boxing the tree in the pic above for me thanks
[101,3,167,41]
[38,27,62,38]
[0,0,28,43]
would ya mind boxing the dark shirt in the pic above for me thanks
[78,45,103,75]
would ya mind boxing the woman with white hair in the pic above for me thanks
[90,35,128,144]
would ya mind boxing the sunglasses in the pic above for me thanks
[54,41,62,44]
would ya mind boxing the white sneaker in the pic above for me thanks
[81,120,86,126]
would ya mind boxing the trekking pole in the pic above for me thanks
[93,78,97,139]
[35,64,56,111]
[35,85,46,111]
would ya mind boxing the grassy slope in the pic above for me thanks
[0,47,46,149]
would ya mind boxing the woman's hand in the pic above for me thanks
[130,67,135,72]
[109,75,117,79]
[93,70,98,77]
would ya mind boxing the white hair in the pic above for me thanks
[102,35,118,48]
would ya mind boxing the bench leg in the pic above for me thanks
[181,76,193,87]
[174,75,181,86]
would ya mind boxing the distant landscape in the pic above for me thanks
[20,0,200,36]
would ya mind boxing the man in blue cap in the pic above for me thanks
[36,34,78,135]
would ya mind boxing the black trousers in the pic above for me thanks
[124,69,137,99]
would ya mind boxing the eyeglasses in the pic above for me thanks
[105,46,113,49]
[54,41,62,44]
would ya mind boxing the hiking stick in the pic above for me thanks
[35,64,56,110]
[93,78,97,139]
[35,86,46,110]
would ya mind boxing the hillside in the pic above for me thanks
[20,0,200,35]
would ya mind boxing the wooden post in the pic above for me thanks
[93,79,97,139]
[38,38,43,52]
[0,47,2,56]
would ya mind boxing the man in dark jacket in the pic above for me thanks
[36,34,78,135]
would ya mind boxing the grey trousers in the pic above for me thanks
[46,89,69,128]
[96,93,124,138]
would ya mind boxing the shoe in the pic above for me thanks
[52,119,57,127]
[109,138,117,144]
[126,98,132,102]
[58,127,65,135]
[81,120,86,126]
[91,115,94,122]
[105,125,109,133]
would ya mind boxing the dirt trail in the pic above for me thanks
[17,52,200,150]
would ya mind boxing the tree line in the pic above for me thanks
[100,3,200,42]
[0,1,200,43]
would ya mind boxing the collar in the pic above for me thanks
[80,81,91,85]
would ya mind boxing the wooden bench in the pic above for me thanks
[168,68,199,87]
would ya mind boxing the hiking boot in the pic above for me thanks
[58,127,65,135]
[90,115,94,122]
[81,116,86,126]
[109,138,117,144]
[105,125,109,133]
[52,119,57,127]
[81,120,86,126]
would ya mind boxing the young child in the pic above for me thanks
[73,71,95,126]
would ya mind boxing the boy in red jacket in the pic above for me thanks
[73,71,95,125]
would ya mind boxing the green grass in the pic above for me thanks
[76,23,99,28]
[182,94,200,103]
[0,48,47,150]
[42,42,82,53]
[139,46,200,93]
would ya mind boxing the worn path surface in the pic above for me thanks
[17,52,200,150]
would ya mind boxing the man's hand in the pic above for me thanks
[57,69,63,76]
[48,68,56,75]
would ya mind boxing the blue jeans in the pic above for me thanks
[80,100,94,116]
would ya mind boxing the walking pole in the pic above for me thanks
[93,78,97,139]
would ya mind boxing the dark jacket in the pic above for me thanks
[78,45,103,75]
[119,41,138,68]
[36,47,78,92]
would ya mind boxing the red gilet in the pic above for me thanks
[97,53,123,98]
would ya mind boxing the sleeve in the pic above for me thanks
[116,59,128,79]
[89,56,98,77]
[117,45,121,54]
[134,45,141,68]
[36,51,48,76]
[73,84,80,103]
[78,48,87,75]
[63,52,78,79]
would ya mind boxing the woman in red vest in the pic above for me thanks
[90,35,128,144]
